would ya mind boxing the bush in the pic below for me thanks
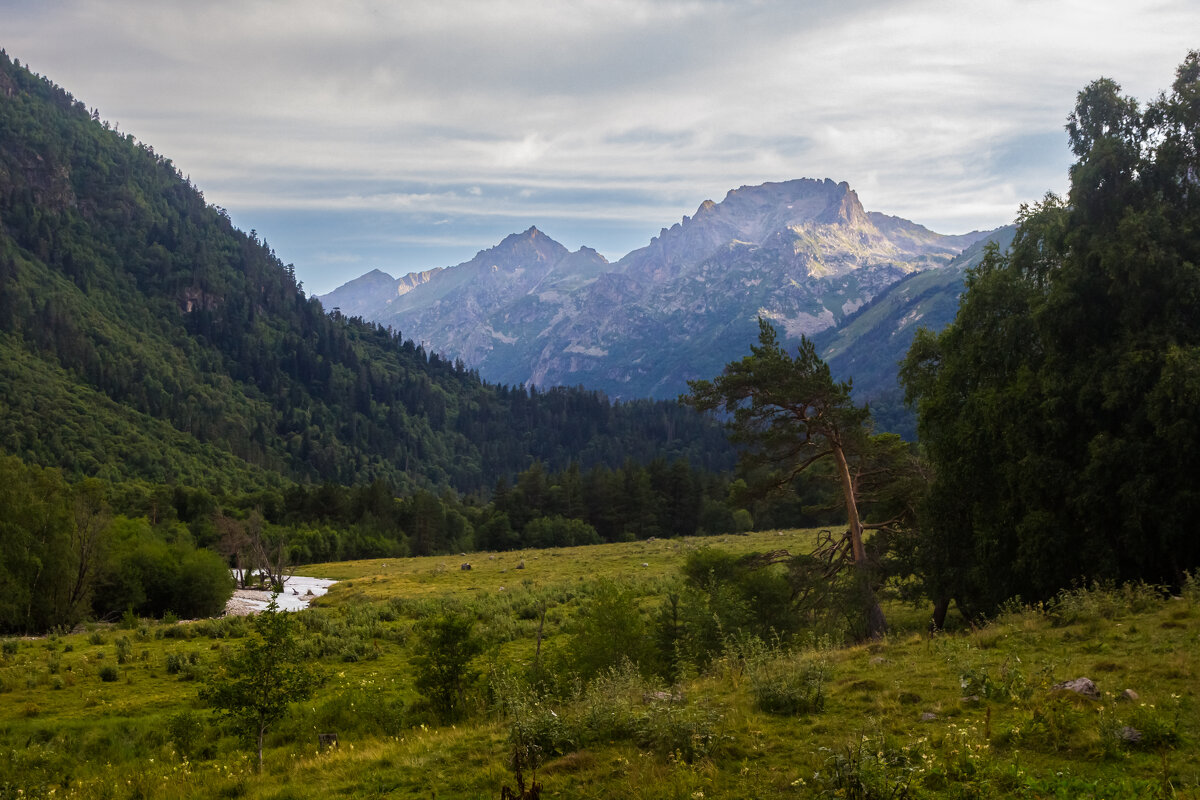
[567,581,650,680]
[578,660,651,743]
[167,710,205,757]
[412,611,483,722]
[91,517,234,621]
[636,698,724,762]
[99,666,118,682]
[493,673,574,785]
[115,636,132,665]
[747,649,830,716]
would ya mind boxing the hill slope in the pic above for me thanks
[0,53,731,491]
[815,225,1019,435]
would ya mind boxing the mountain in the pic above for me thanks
[814,225,1018,437]
[321,266,446,320]
[0,52,732,492]
[325,179,994,402]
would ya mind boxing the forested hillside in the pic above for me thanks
[0,51,731,493]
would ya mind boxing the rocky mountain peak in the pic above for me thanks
[485,225,569,267]
[616,178,880,280]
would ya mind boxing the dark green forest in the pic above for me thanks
[902,52,1200,623]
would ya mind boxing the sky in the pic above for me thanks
[3,0,1196,294]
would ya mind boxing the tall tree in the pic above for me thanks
[685,318,888,639]
[903,53,1200,620]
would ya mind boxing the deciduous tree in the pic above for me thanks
[201,597,322,770]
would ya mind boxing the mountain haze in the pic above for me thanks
[326,179,993,402]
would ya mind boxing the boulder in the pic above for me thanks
[1052,677,1099,699]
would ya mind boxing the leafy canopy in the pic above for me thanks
[902,52,1200,615]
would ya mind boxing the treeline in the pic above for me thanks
[0,51,732,495]
[2,451,800,633]
[118,459,758,565]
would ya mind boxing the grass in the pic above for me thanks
[1,530,1197,799]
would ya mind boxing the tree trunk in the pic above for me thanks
[930,597,950,631]
[832,445,887,640]
[257,724,264,772]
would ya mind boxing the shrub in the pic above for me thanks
[567,581,650,680]
[99,666,118,682]
[747,650,830,715]
[115,636,132,665]
[635,698,724,762]
[412,611,483,721]
[813,731,923,799]
[957,656,1031,703]
[493,673,574,789]
[578,660,651,743]
[167,710,205,757]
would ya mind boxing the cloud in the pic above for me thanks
[4,0,1198,291]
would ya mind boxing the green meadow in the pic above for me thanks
[2,530,1197,799]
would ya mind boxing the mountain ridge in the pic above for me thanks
[322,179,997,404]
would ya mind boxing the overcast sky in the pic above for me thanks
[4,0,1196,294]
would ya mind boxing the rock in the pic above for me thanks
[489,555,496,560]
[643,690,684,704]
[461,563,472,571]
[961,695,982,706]
[1120,688,1140,702]
[641,562,649,567]
[516,561,525,569]
[870,656,887,665]
[920,712,938,722]
[1052,677,1099,698]
[1119,725,1143,744]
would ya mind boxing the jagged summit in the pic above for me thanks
[481,226,569,266]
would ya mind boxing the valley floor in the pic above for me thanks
[1,530,1196,799]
